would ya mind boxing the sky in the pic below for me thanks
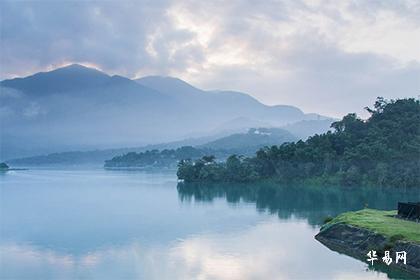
[1,0,419,117]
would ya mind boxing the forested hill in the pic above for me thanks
[104,146,216,169]
[177,98,420,187]
[103,128,298,169]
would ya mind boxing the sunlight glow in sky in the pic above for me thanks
[1,0,419,117]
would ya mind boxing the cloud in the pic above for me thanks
[1,0,419,117]
[0,0,172,77]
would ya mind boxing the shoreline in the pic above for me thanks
[315,210,420,277]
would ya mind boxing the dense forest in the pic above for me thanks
[104,146,227,168]
[105,146,201,168]
[177,98,420,187]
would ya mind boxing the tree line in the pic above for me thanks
[104,146,235,168]
[105,146,207,168]
[177,98,420,187]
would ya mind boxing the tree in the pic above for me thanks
[202,155,216,163]
[0,162,9,170]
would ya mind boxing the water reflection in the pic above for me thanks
[177,181,420,279]
[177,181,420,226]
[1,170,419,279]
[0,222,398,280]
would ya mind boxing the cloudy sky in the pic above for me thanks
[1,0,419,117]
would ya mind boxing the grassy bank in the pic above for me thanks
[322,209,420,244]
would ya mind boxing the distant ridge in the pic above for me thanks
[200,127,297,151]
[1,64,112,95]
[136,76,202,97]
[1,65,332,160]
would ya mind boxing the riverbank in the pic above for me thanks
[315,209,420,276]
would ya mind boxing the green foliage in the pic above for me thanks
[322,209,420,244]
[105,146,207,168]
[177,98,420,187]
[177,154,259,182]
[323,216,334,224]
[0,162,9,170]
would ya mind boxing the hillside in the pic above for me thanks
[200,128,297,152]
[2,64,114,95]
[1,64,330,160]
[177,98,420,187]
[7,125,303,167]
[104,146,215,169]
[136,76,318,125]
[282,119,334,140]
[103,127,298,169]
[5,136,218,167]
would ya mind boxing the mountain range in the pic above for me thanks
[199,128,296,152]
[7,127,300,166]
[0,64,333,160]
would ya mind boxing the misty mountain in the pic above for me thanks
[1,64,172,159]
[5,121,334,167]
[282,119,334,140]
[1,64,330,160]
[136,76,312,125]
[7,127,296,166]
[209,117,272,135]
[5,134,224,167]
[1,64,116,95]
[200,128,296,153]
[136,76,202,97]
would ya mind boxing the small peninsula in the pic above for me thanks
[315,209,420,276]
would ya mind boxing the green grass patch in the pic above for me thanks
[323,209,420,244]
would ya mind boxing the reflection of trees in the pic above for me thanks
[177,182,420,226]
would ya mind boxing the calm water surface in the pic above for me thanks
[1,169,419,279]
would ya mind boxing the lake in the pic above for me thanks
[1,169,419,279]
